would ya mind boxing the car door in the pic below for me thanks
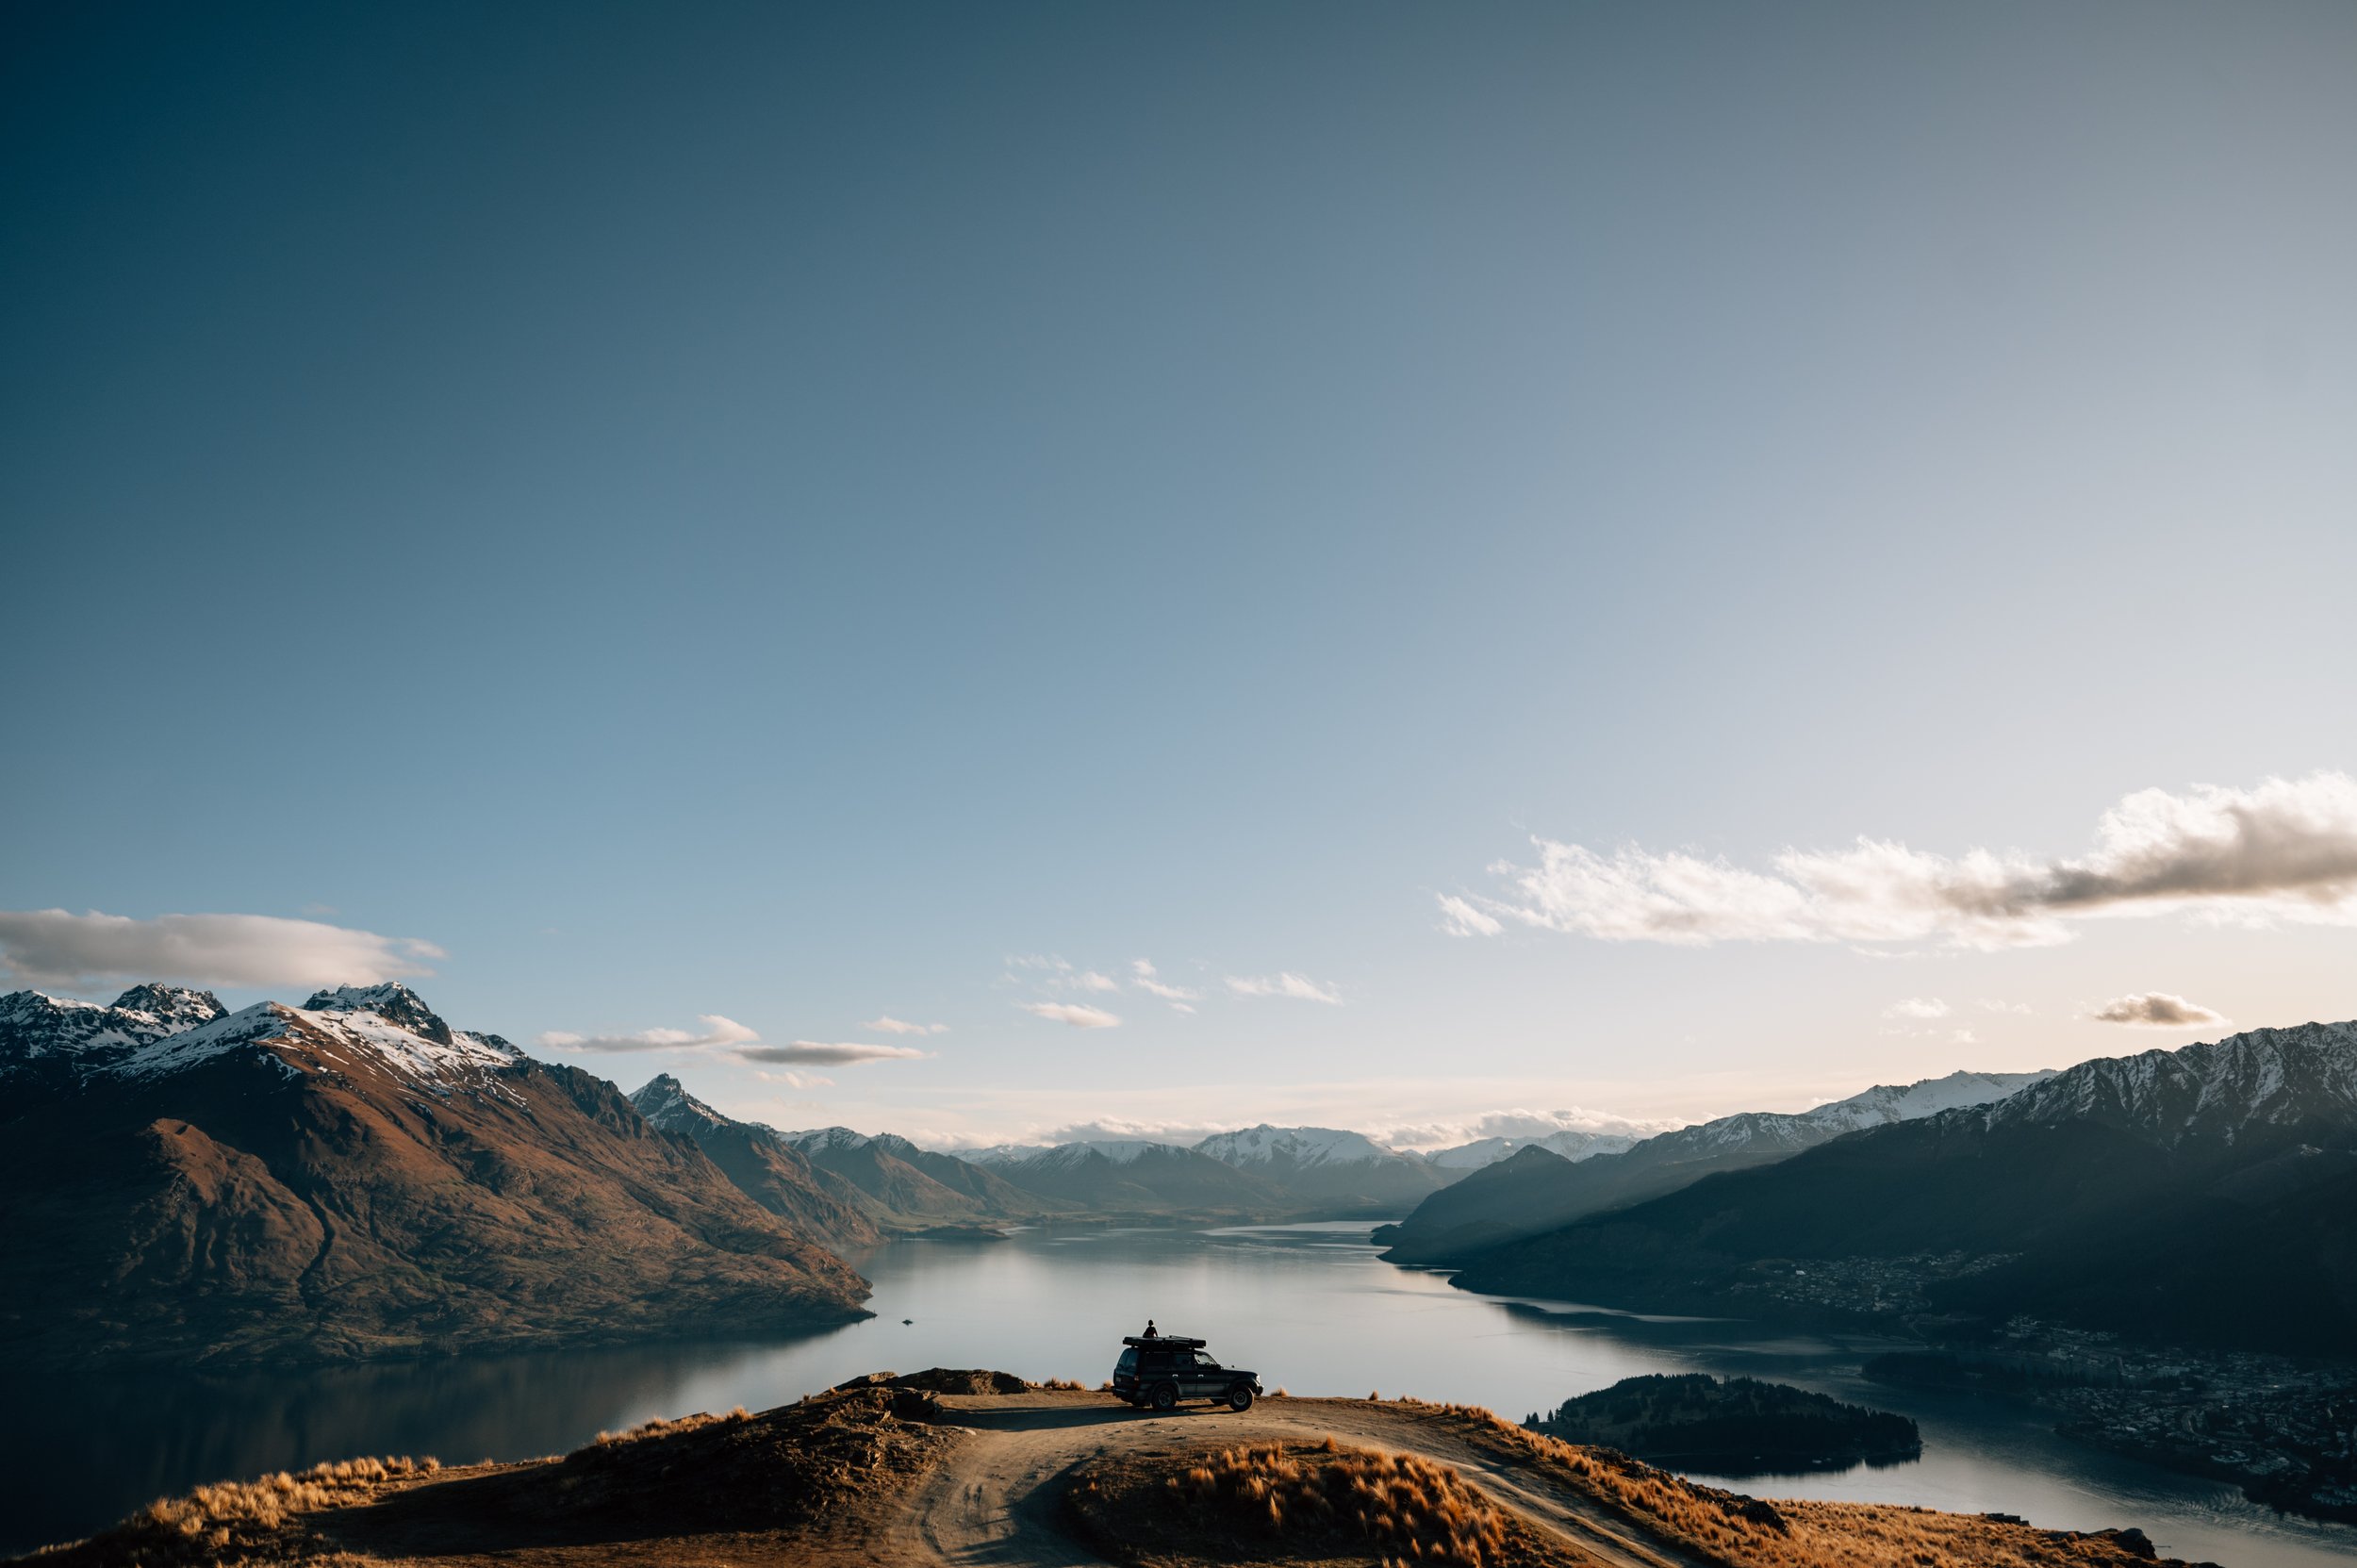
[1179,1351,1217,1398]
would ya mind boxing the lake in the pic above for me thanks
[6,1222,2351,1565]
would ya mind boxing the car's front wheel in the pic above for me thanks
[1150,1382,1178,1411]
[1227,1383,1254,1411]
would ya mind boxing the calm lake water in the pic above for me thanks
[7,1222,2352,1565]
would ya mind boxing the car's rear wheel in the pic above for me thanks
[1150,1382,1178,1411]
[1228,1383,1254,1411]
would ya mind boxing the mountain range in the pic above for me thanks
[1376,1068,2055,1263]
[1452,1022,2357,1354]
[0,983,870,1370]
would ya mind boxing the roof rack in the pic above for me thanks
[1122,1334,1208,1349]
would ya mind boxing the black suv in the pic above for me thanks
[1111,1334,1262,1411]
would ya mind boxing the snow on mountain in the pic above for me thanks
[1797,1068,2059,1135]
[779,1126,882,1155]
[1977,1020,2357,1145]
[113,985,522,1089]
[954,1141,1056,1165]
[0,984,227,1074]
[1194,1124,1403,1168]
[1020,1139,1176,1169]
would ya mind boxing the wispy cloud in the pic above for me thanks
[864,1015,948,1036]
[1020,1000,1121,1029]
[2086,992,2228,1029]
[753,1067,835,1089]
[1454,772,2357,951]
[740,1039,931,1065]
[1435,895,1503,937]
[538,1015,759,1053]
[1130,959,1198,1007]
[1883,997,1950,1020]
[1226,972,1342,1005]
[0,908,445,991]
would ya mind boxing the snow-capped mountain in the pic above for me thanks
[0,981,869,1372]
[0,984,227,1077]
[1193,1124,1453,1210]
[1975,1020,2357,1145]
[1377,1065,2055,1263]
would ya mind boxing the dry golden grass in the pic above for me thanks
[1359,1399,2181,1568]
[20,1456,438,1567]
[1068,1438,1591,1568]
[1032,1377,1091,1392]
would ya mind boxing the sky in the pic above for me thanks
[5,0,2355,1149]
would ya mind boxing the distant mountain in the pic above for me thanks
[1191,1124,1452,1212]
[981,1139,1293,1215]
[1416,1128,1644,1171]
[1376,1068,2054,1263]
[628,1076,885,1250]
[772,1124,1063,1229]
[0,982,870,1370]
[1454,1022,2357,1354]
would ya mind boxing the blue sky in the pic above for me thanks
[6,1,2355,1146]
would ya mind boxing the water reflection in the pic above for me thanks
[6,1223,2351,1567]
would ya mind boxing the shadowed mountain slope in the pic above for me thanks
[1377,1068,2052,1263]
[1456,1022,2357,1353]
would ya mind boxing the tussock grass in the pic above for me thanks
[21,1456,437,1567]
[1033,1377,1091,1391]
[1073,1440,1549,1568]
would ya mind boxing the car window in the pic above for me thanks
[1116,1348,1137,1372]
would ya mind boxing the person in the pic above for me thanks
[1141,1319,1159,1339]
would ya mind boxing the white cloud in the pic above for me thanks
[2086,992,2229,1029]
[1130,959,1199,1005]
[1436,895,1504,937]
[1226,972,1343,1005]
[1019,1000,1122,1029]
[537,1015,760,1053]
[0,908,444,991]
[864,1015,948,1036]
[1457,772,2357,950]
[753,1068,835,1089]
[1951,1028,1980,1045]
[1070,969,1120,993]
[739,1040,931,1065]
[1371,1105,1685,1150]
[1883,997,1950,1019]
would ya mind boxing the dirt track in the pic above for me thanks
[889,1391,1712,1568]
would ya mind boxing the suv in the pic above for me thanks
[1111,1334,1263,1412]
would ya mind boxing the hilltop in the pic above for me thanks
[11,1378,2206,1568]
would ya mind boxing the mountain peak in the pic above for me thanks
[108,983,228,1029]
[303,982,453,1045]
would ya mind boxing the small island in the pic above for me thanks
[1526,1373,1921,1477]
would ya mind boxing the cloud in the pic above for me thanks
[537,1015,759,1053]
[753,1068,835,1089]
[1130,959,1199,1005]
[1436,895,1504,937]
[1456,772,2357,950]
[2086,992,2229,1029]
[0,908,444,990]
[1372,1106,1685,1150]
[1226,972,1343,1005]
[738,1040,931,1065]
[864,1015,948,1036]
[1020,1000,1122,1029]
[1951,1028,1979,1045]
[1884,997,1950,1020]
[1070,970,1120,993]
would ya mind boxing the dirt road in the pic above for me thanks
[889,1391,1714,1568]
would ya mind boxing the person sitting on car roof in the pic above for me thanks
[1141,1319,1159,1338]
